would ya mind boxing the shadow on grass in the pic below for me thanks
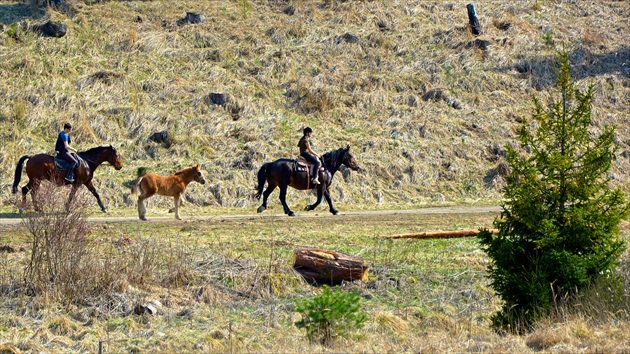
[488,46,630,91]
[0,212,21,219]
[0,3,45,25]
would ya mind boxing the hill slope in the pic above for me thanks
[1,0,628,211]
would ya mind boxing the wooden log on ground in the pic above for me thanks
[384,229,499,240]
[293,246,368,285]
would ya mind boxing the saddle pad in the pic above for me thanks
[54,154,83,171]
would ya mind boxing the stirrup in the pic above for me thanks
[311,178,320,185]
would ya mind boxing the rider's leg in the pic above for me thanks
[301,153,320,184]
[59,151,77,181]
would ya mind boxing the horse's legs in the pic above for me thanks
[173,194,182,220]
[324,188,338,215]
[305,186,324,212]
[86,181,107,212]
[66,185,79,212]
[168,196,183,214]
[30,181,41,212]
[278,185,294,216]
[20,182,33,213]
[137,194,147,220]
[257,184,276,213]
[137,188,154,221]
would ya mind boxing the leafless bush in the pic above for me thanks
[159,241,199,288]
[18,184,205,309]
[21,184,94,301]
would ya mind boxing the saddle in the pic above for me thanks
[54,153,83,172]
[295,156,325,184]
[295,156,309,173]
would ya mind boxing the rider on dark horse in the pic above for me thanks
[298,127,324,185]
[55,122,78,182]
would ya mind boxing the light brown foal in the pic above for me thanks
[130,165,206,220]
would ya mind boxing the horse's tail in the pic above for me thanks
[254,163,269,200]
[12,155,30,194]
[130,176,143,195]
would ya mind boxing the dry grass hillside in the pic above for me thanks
[0,0,628,212]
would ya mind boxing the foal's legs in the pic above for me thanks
[137,194,147,220]
[173,194,182,220]
[137,189,155,221]
[257,183,276,213]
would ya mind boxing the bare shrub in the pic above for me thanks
[20,184,205,307]
[22,183,95,303]
[159,241,199,287]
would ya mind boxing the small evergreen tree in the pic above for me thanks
[294,285,367,345]
[478,50,628,332]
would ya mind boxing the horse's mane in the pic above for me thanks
[78,145,114,160]
[174,166,195,175]
[322,147,346,165]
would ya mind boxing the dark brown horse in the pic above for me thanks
[255,145,360,216]
[12,145,123,213]
[129,165,206,221]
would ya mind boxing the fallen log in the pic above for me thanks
[293,246,368,285]
[384,229,499,239]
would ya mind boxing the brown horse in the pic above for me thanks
[130,165,206,220]
[255,145,360,216]
[12,145,123,213]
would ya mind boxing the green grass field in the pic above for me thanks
[1,202,629,352]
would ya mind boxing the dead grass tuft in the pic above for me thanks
[525,326,571,351]
[375,311,409,332]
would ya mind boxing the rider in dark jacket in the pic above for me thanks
[55,122,78,182]
[298,127,322,185]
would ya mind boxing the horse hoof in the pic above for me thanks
[288,212,295,217]
[257,206,266,213]
[101,209,108,213]
[140,216,147,221]
[304,206,311,211]
[331,210,338,215]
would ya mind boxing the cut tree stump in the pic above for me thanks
[384,229,499,239]
[293,246,369,285]
[467,3,482,36]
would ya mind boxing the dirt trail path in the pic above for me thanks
[0,205,501,226]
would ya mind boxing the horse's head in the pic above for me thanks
[193,165,206,184]
[342,145,360,171]
[108,145,123,170]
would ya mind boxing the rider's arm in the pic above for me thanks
[305,141,319,158]
[64,140,77,153]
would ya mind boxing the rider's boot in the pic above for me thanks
[311,170,320,185]
[65,171,74,183]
